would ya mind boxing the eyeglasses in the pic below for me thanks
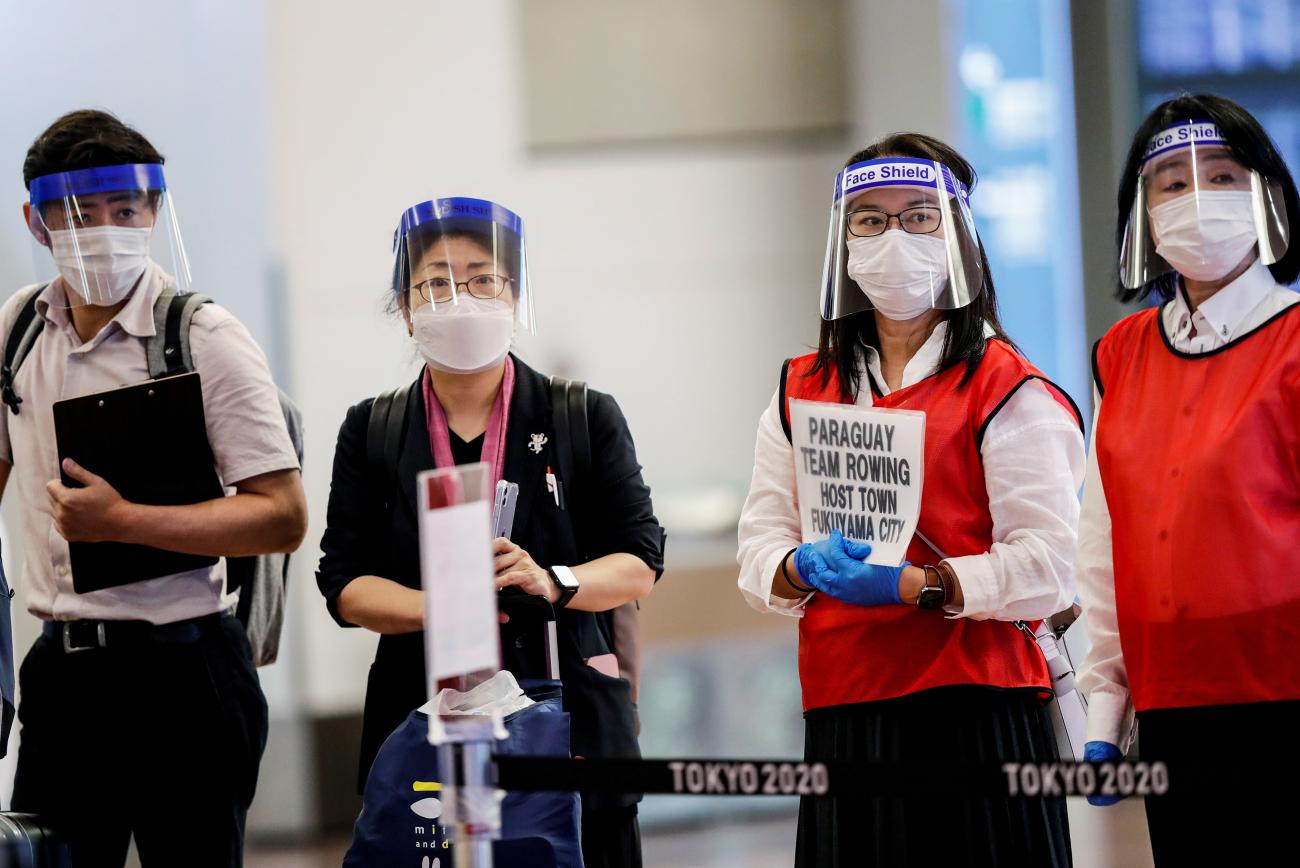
[413,274,513,304]
[846,206,943,238]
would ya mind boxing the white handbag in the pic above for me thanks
[1023,609,1091,761]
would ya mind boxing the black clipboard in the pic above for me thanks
[52,372,225,593]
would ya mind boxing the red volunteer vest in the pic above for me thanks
[1094,304,1300,712]
[782,340,1081,711]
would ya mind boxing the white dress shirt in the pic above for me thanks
[0,264,299,624]
[738,322,1085,624]
[1077,259,1300,746]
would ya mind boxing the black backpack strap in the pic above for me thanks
[550,377,573,484]
[367,381,415,507]
[148,291,212,379]
[567,379,591,481]
[550,376,591,484]
[1,285,50,415]
[778,357,793,444]
[550,377,591,559]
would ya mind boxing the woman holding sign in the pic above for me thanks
[738,133,1085,867]
[316,197,665,867]
[1075,95,1300,865]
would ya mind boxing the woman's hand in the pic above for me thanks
[799,530,907,607]
[1083,741,1127,806]
[493,538,558,604]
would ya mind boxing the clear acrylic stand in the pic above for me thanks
[418,461,504,868]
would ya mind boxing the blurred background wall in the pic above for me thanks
[1,1,1297,865]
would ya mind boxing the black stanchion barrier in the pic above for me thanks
[495,756,1173,800]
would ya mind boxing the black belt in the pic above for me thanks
[42,613,223,653]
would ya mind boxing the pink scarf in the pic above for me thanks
[422,356,516,487]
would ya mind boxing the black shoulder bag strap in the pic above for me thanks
[1,285,51,415]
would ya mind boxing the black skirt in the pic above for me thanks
[796,685,1071,868]
[1138,699,1300,867]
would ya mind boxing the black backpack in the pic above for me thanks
[0,285,303,666]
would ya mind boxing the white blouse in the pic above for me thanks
[738,322,1086,625]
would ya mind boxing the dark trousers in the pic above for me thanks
[1138,700,1300,867]
[11,613,268,868]
[581,805,641,868]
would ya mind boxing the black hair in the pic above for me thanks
[23,109,164,189]
[389,225,523,317]
[1116,93,1300,303]
[810,132,1012,400]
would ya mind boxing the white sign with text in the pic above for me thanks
[419,495,500,682]
[790,399,925,567]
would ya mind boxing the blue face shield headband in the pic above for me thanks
[394,196,524,244]
[29,163,167,208]
[833,157,971,204]
[1140,119,1228,167]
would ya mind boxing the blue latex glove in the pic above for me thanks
[793,534,842,587]
[1084,741,1126,806]
[798,530,905,607]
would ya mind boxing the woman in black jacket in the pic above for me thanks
[317,197,665,867]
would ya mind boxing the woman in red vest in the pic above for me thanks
[738,133,1084,867]
[1076,94,1300,865]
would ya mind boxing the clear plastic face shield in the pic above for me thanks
[394,197,533,374]
[26,163,190,308]
[394,197,533,329]
[1120,120,1290,289]
[820,158,984,321]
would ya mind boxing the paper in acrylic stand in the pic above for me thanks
[418,462,504,745]
[789,399,925,567]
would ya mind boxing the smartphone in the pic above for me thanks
[491,479,519,540]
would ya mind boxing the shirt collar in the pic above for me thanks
[862,320,951,394]
[35,262,170,340]
[861,318,998,395]
[1169,258,1277,343]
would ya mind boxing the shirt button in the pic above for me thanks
[1158,529,1169,542]
[1170,467,1180,478]
[55,565,68,577]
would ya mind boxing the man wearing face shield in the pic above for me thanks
[738,134,1084,866]
[0,110,307,865]
[316,197,665,867]
[1076,95,1300,864]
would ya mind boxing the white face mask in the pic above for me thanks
[411,296,516,374]
[48,225,152,305]
[846,231,949,321]
[1150,190,1258,282]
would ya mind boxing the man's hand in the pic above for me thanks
[46,458,135,543]
[493,538,558,604]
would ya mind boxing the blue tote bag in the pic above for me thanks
[345,683,582,868]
